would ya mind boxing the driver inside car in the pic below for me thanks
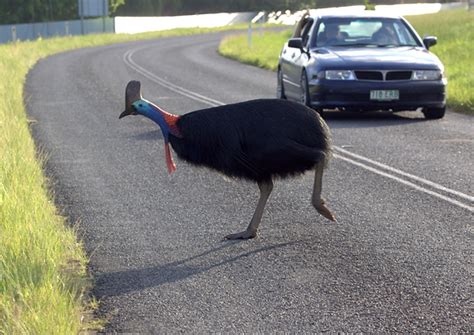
[372,23,398,45]
[319,23,344,46]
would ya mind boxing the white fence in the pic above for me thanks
[115,12,255,34]
[0,17,114,43]
[268,2,468,25]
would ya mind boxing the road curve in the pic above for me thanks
[26,32,472,332]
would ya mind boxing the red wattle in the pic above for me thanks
[165,142,176,174]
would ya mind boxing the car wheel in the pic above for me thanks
[422,106,445,119]
[276,68,286,99]
[300,71,311,107]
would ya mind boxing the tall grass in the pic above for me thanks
[0,41,90,333]
[0,25,248,333]
[218,10,474,114]
[219,29,292,71]
[407,10,474,112]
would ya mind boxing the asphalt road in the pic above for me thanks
[26,32,473,333]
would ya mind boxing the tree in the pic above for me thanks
[0,0,125,25]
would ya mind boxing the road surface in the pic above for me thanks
[26,32,473,332]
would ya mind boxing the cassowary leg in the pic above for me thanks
[225,179,274,240]
[312,161,336,222]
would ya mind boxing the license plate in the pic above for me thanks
[370,90,399,101]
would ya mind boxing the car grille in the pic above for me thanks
[355,71,383,81]
[354,70,413,81]
[386,71,412,80]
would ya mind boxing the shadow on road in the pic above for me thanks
[93,240,302,298]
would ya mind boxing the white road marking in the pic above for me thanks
[335,147,474,203]
[123,48,223,107]
[335,154,473,212]
[123,45,474,213]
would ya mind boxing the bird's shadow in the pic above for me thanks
[93,240,300,298]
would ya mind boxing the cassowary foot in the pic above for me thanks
[225,229,257,240]
[314,200,337,222]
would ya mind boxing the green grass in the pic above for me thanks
[407,10,473,113]
[218,10,474,114]
[0,25,249,334]
[219,29,292,71]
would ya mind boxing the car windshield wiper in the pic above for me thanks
[376,44,398,47]
[325,43,419,48]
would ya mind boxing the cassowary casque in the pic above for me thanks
[119,80,336,239]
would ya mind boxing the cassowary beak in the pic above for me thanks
[120,80,142,119]
[119,109,132,119]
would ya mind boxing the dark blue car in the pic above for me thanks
[277,12,447,119]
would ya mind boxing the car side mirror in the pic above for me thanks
[288,38,304,50]
[423,36,437,49]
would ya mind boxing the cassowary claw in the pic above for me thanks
[224,230,257,240]
[314,201,337,222]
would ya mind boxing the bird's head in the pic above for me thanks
[119,80,169,132]
[120,99,153,118]
[119,80,143,119]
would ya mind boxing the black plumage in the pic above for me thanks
[170,99,331,182]
[120,80,336,239]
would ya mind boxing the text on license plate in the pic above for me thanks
[370,90,399,101]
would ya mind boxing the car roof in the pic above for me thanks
[311,12,403,20]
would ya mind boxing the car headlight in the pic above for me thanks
[412,70,442,80]
[325,70,356,80]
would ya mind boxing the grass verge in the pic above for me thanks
[0,25,249,333]
[218,9,474,114]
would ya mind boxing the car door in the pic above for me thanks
[282,17,314,100]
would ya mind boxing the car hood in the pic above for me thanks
[312,47,443,70]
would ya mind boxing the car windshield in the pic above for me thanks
[312,17,420,48]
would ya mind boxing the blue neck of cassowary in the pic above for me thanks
[138,101,171,142]
[133,99,180,173]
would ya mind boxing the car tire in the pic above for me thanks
[422,106,445,119]
[300,70,311,107]
[277,68,286,99]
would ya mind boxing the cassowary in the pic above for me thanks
[119,80,336,239]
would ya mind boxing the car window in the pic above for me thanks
[393,21,418,46]
[313,17,420,48]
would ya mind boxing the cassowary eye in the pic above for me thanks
[139,103,143,107]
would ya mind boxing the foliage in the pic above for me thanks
[1,1,462,24]
[0,0,320,24]
[218,9,474,114]
[407,10,474,113]
[0,0,124,24]
[0,39,90,333]
[219,30,292,71]
[364,0,376,11]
